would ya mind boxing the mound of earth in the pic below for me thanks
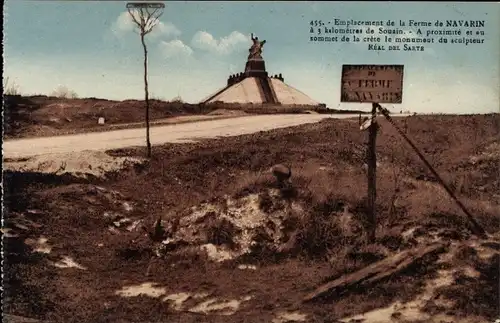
[4,151,146,179]
[159,186,361,262]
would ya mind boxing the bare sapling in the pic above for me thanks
[127,5,165,158]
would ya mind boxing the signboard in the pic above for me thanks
[340,65,404,104]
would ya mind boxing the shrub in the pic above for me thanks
[51,85,78,99]
[3,77,21,95]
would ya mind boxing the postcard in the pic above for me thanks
[3,2,499,323]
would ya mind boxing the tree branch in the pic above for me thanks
[139,7,145,23]
[143,8,162,35]
[154,10,164,20]
[127,8,142,27]
[127,7,164,36]
[147,7,161,19]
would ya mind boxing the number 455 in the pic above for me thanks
[310,20,323,26]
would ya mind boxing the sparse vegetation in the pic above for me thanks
[51,85,79,99]
[206,216,240,248]
[2,95,219,139]
[293,203,347,258]
[3,77,21,95]
[3,114,500,322]
[169,96,184,103]
[149,92,167,101]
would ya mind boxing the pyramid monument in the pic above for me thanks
[200,33,324,108]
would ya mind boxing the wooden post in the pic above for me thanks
[367,103,379,242]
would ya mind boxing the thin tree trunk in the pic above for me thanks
[141,33,152,158]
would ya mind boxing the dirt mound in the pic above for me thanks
[4,151,146,179]
[163,184,374,264]
[164,188,303,262]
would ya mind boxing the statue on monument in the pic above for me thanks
[248,33,266,60]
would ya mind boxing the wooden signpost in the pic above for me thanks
[340,64,486,242]
[340,64,404,104]
[341,64,404,242]
[302,65,487,305]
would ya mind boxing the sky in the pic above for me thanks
[3,1,500,114]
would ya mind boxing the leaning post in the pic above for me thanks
[367,103,379,242]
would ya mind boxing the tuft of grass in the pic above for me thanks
[205,217,240,249]
[290,194,360,258]
[245,226,283,263]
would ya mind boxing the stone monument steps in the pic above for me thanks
[258,77,278,104]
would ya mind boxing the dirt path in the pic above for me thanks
[4,114,356,158]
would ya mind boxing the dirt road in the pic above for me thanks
[3,114,355,158]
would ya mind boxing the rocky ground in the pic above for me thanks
[3,114,499,323]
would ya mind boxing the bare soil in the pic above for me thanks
[3,114,500,323]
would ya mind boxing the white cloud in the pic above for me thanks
[191,31,250,55]
[111,11,180,39]
[112,12,135,34]
[159,40,193,58]
[155,21,181,38]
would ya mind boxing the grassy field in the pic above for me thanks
[3,114,499,323]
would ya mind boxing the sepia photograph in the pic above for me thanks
[2,1,499,322]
